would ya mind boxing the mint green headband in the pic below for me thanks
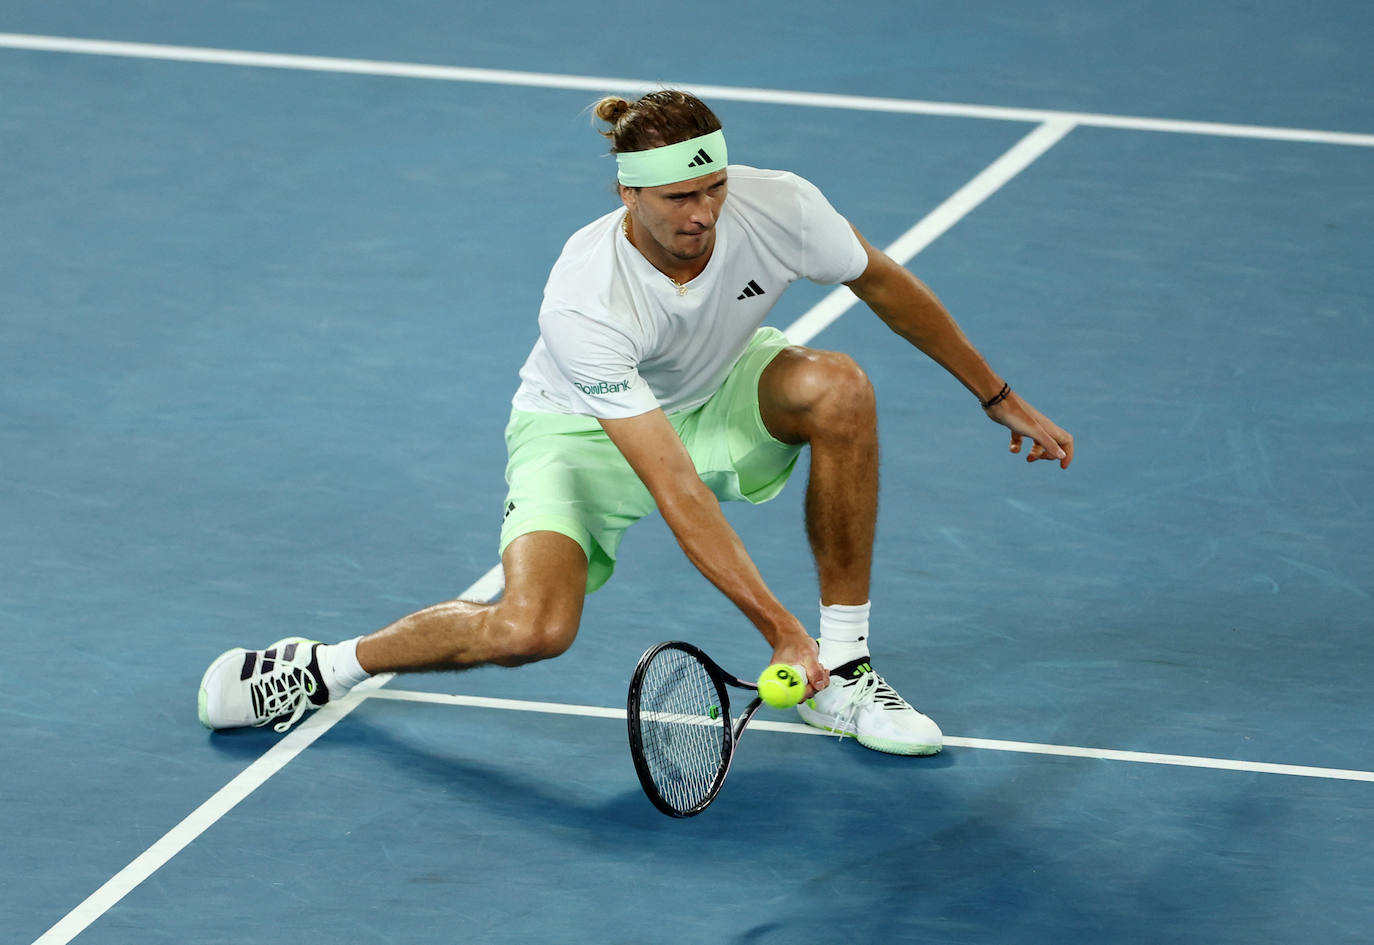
[615,129,728,187]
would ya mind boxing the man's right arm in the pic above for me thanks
[597,408,828,693]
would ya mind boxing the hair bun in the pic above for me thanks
[594,96,632,125]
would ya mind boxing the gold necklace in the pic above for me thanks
[623,214,689,296]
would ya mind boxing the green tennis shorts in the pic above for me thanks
[499,327,801,593]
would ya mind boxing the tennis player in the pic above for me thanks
[198,90,1072,754]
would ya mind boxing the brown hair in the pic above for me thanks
[593,90,722,154]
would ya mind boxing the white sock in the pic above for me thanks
[817,601,871,670]
[316,637,370,697]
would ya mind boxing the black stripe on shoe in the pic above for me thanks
[305,643,330,706]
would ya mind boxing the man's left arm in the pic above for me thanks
[844,226,1074,469]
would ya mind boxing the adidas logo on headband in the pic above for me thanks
[617,130,727,187]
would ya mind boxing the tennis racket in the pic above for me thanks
[626,640,776,817]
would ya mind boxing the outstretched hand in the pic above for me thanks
[986,391,1074,469]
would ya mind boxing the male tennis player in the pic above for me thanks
[198,90,1072,754]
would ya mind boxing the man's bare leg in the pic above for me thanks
[757,346,878,607]
[357,530,590,673]
[756,345,941,754]
[198,531,590,731]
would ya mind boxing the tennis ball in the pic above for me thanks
[757,664,807,709]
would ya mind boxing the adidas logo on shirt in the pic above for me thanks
[687,148,714,168]
[736,279,766,300]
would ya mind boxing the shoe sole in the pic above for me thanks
[796,704,943,756]
[197,646,246,729]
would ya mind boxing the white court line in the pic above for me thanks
[2,32,1373,148]
[30,564,503,945]
[785,119,1075,344]
[369,688,1374,783]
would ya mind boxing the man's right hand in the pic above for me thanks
[769,628,829,698]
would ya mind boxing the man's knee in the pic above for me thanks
[486,530,587,667]
[814,351,874,416]
[487,598,581,667]
[762,347,875,441]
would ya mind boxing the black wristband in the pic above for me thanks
[980,382,1010,410]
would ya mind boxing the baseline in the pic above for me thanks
[2,33,1371,148]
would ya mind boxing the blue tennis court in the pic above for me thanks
[4,3,1372,942]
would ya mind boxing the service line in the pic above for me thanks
[367,688,1374,784]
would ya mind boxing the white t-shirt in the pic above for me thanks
[511,165,869,419]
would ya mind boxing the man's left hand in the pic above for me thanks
[986,392,1074,469]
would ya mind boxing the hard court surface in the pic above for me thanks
[3,3,1372,943]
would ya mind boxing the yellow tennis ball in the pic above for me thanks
[757,664,806,709]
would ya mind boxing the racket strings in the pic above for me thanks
[636,648,728,812]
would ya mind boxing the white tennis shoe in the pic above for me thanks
[796,655,943,755]
[198,637,328,733]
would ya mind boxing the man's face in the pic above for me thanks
[622,170,729,263]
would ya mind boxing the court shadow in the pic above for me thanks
[201,702,959,830]
[326,709,964,844]
[331,712,682,833]
[203,725,296,759]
